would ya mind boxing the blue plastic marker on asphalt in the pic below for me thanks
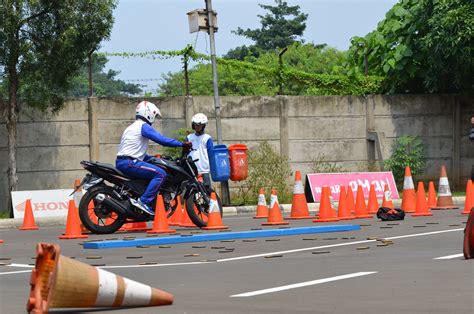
[83,225,360,249]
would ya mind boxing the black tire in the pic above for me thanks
[185,189,223,228]
[79,185,126,234]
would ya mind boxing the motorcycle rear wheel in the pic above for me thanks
[79,185,126,234]
[185,189,223,228]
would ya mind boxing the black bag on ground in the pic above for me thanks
[377,207,405,221]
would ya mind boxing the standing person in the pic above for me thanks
[187,113,214,191]
[116,101,192,215]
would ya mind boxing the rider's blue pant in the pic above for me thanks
[116,159,166,205]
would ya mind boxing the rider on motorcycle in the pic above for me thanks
[116,101,192,215]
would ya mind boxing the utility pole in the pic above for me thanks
[205,0,230,205]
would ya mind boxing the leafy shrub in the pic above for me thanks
[310,153,343,173]
[234,141,292,205]
[384,135,426,186]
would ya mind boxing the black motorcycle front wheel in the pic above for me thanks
[79,185,126,234]
[185,189,223,228]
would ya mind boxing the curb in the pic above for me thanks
[0,197,466,230]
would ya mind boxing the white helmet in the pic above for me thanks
[192,113,208,125]
[136,101,161,124]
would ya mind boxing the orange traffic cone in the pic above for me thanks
[337,185,354,220]
[464,208,474,259]
[148,195,176,234]
[180,205,198,228]
[27,243,173,313]
[203,192,229,230]
[401,166,416,213]
[59,200,88,239]
[313,186,339,222]
[19,199,39,230]
[354,185,372,219]
[413,182,432,217]
[168,198,184,226]
[427,181,437,209]
[287,171,312,219]
[126,221,149,232]
[367,184,379,214]
[462,180,473,215]
[432,165,458,210]
[382,184,394,209]
[254,188,269,219]
[346,187,356,214]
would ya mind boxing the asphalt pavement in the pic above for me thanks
[0,208,472,314]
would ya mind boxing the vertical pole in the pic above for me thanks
[278,47,287,95]
[205,0,230,205]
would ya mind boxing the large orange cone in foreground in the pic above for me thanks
[367,184,379,214]
[59,200,88,239]
[427,181,437,209]
[287,171,312,219]
[168,198,183,226]
[432,165,458,210]
[382,184,394,209]
[462,180,473,215]
[464,208,474,259]
[148,195,176,234]
[412,182,432,217]
[313,186,339,222]
[262,189,289,226]
[254,188,269,219]
[401,166,416,213]
[20,199,39,231]
[354,185,372,219]
[337,186,354,220]
[27,243,173,313]
[203,192,229,230]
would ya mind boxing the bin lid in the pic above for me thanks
[213,144,228,151]
[228,144,247,151]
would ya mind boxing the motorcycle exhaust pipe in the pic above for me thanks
[94,194,128,217]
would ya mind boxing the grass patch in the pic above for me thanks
[0,212,11,219]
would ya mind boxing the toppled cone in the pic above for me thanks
[27,243,174,313]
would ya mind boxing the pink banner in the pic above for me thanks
[305,172,399,202]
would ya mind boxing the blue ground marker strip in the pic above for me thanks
[83,225,360,249]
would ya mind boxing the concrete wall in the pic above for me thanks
[0,95,472,210]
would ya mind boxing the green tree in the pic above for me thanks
[230,0,308,52]
[68,53,142,97]
[347,0,473,93]
[0,0,116,214]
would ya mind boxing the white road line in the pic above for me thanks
[8,263,34,268]
[0,270,31,275]
[384,228,463,240]
[230,271,378,297]
[433,253,464,260]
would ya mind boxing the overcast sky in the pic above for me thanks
[99,0,398,93]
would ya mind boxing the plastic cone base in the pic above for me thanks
[253,214,268,219]
[202,225,229,230]
[338,216,355,220]
[20,226,39,231]
[286,215,313,220]
[431,206,458,210]
[262,221,289,225]
[313,217,339,222]
[355,214,373,219]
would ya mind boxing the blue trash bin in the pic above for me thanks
[209,144,230,182]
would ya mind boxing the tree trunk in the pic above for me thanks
[6,76,19,217]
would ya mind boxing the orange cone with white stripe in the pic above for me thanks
[20,199,39,231]
[262,189,289,226]
[367,184,379,214]
[337,185,354,220]
[462,180,473,215]
[401,166,416,213]
[203,192,228,230]
[346,187,356,214]
[382,184,394,209]
[427,181,437,209]
[254,188,269,219]
[412,182,432,217]
[313,186,339,222]
[287,171,312,219]
[148,195,176,234]
[354,185,372,219]
[27,243,173,313]
[432,165,458,210]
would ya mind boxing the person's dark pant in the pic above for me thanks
[201,173,212,193]
[116,158,166,205]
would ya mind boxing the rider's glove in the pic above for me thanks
[182,141,193,152]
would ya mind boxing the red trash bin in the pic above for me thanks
[228,144,248,181]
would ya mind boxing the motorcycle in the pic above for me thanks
[77,151,223,234]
